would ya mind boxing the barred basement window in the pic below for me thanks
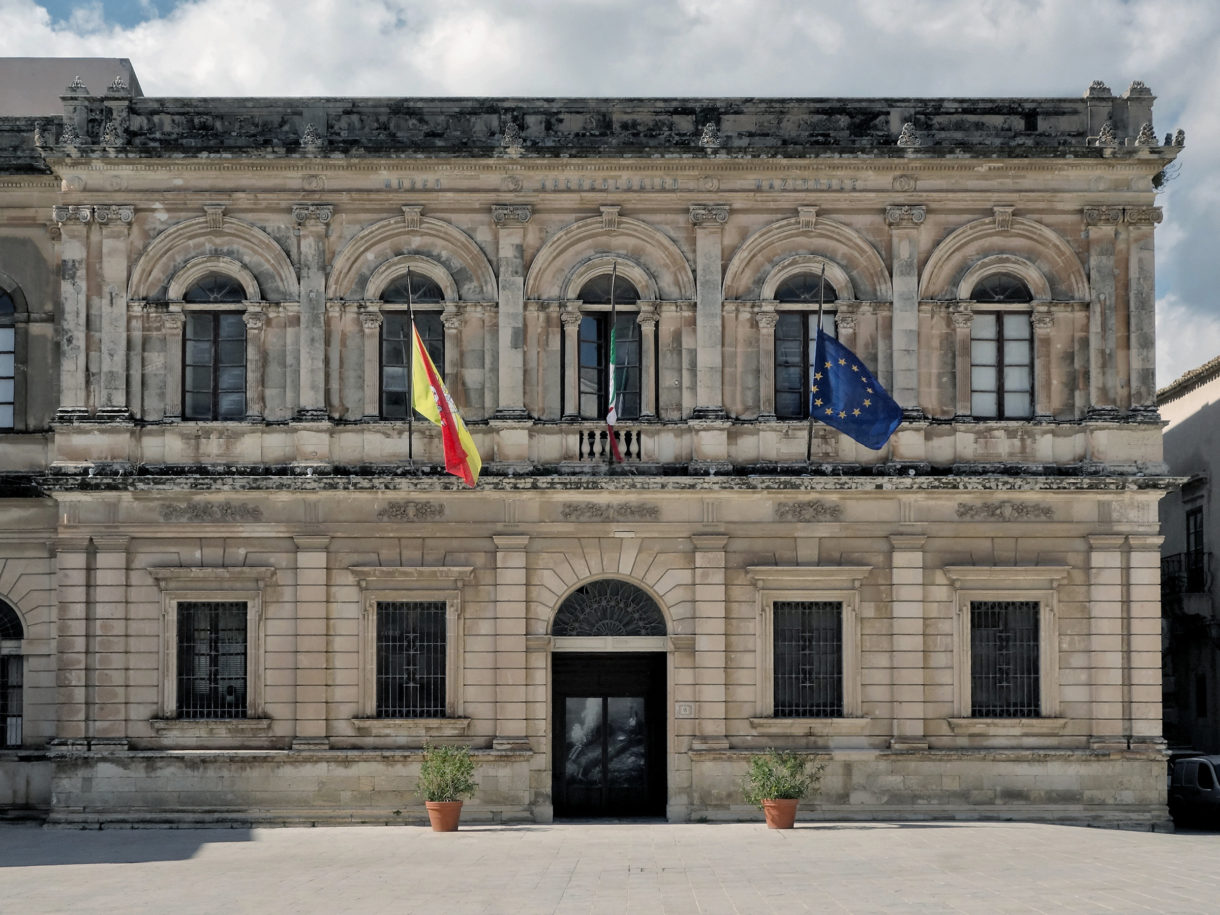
[773,600,843,717]
[0,656,20,747]
[177,600,248,719]
[376,600,446,717]
[970,600,1040,718]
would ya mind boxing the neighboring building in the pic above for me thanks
[0,63,1184,826]
[1159,359,1220,754]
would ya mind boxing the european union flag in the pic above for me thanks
[810,328,902,449]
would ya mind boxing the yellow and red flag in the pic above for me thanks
[411,323,481,487]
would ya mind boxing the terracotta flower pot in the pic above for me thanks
[761,798,799,829]
[425,800,463,832]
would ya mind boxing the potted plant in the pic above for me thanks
[742,748,826,829]
[417,743,477,832]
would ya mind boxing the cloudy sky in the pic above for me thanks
[3,0,1217,388]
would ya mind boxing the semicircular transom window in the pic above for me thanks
[381,274,444,303]
[0,290,14,317]
[184,274,246,303]
[0,599,22,640]
[776,273,838,304]
[971,273,1033,304]
[552,580,666,637]
[578,273,640,305]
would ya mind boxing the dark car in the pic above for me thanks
[1168,755,1220,828]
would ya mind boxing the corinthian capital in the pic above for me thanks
[885,205,926,228]
[689,205,729,227]
[491,204,532,226]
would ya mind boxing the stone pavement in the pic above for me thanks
[1,820,1218,914]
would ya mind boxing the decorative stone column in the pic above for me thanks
[637,303,659,420]
[658,301,685,420]
[95,205,134,421]
[358,308,382,420]
[689,205,729,419]
[756,304,778,421]
[325,300,342,417]
[1083,206,1122,417]
[1125,206,1162,418]
[888,533,928,750]
[950,305,973,419]
[1032,306,1054,419]
[523,300,541,417]
[1127,534,1166,750]
[493,534,530,751]
[885,205,925,416]
[292,535,330,748]
[92,535,130,746]
[560,305,582,420]
[53,536,91,745]
[1087,534,1127,750]
[52,206,91,422]
[835,306,858,354]
[442,304,463,396]
[491,205,532,419]
[243,308,266,421]
[127,302,144,419]
[292,204,333,421]
[691,534,729,751]
[162,310,185,421]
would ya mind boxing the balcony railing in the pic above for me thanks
[1162,552,1211,597]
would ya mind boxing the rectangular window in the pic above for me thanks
[177,600,248,719]
[1186,507,1206,592]
[184,312,246,420]
[376,600,447,717]
[970,600,1040,717]
[0,326,14,430]
[0,655,20,747]
[381,311,444,420]
[577,313,640,420]
[773,600,843,717]
[970,312,1032,419]
[775,313,836,420]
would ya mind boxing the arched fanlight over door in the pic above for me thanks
[552,580,666,637]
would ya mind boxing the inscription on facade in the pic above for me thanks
[955,502,1053,521]
[376,501,446,521]
[159,503,263,522]
[560,502,660,521]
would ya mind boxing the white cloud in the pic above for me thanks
[1157,293,1220,389]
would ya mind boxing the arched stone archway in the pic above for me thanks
[552,578,668,637]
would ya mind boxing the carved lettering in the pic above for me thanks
[376,501,446,521]
[159,503,263,523]
[955,502,1054,521]
[560,502,660,522]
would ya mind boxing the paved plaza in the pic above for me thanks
[1,820,1218,913]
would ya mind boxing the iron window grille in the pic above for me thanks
[176,601,248,719]
[380,311,444,420]
[184,312,246,420]
[773,600,843,717]
[774,274,838,420]
[970,600,1040,717]
[0,656,20,747]
[552,579,667,637]
[375,600,446,717]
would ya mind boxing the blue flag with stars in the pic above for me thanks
[810,328,902,449]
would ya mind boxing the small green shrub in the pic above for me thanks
[742,749,826,808]
[417,744,477,802]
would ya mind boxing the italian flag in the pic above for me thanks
[606,321,624,463]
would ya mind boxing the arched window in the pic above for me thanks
[570,274,642,420]
[0,599,23,747]
[552,580,666,637]
[775,273,838,420]
[183,274,246,420]
[0,289,15,430]
[969,273,1033,419]
[379,274,445,420]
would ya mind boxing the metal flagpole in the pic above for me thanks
[608,262,617,468]
[806,263,827,464]
[406,265,414,463]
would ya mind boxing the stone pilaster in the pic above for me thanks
[756,305,778,421]
[95,205,134,420]
[1125,207,1161,417]
[491,205,532,419]
[889,534,928,750]
[358,308,382,420]
[638,303,659,419]
[126,302,144,419]
[689,205,729,418]
[1088,534,1127,750]
[691,534,729,750]
[493,534,530,751]
[442,305,463,393]
[92,536,129,745]
[325,300,342,418]
[1032,306,1054,419]
[292,204,333,421]
[52,206,91,422]
[658,301,685,420]
[243,308,266,421]
[885,205,925,416]
[162,310,185,421]
[54,536,91,743]
[560,306,581,420]
[950,305,973,418]
[1127,534,1166,749]
[292,535,330,748]
[1083,206,1122,416]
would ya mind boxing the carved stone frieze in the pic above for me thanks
[491,204,532,226]
[950,305,974,329]
[52,205,91,224]
[776,501,844,522]
[1031,305,1054,331]
[993,206,1014,231]
[159,503,264,523]
[896,122,920,147]
[560,502,660,522]
[885,205,926,227]
[1083,206,1123,226]
[797,206,818,230]
[600,205,620,231]
[755,307,778,331]
[1124,206,1163,226]
[401,205,423,229]
[358,308,383,331]
[376,501,445,521]
[955,501,1053,521]
[243,309,266,331]
[292,204,333,225]
[93,205,134,225]
[689,205,729,227]
[892,174,917,192]
[204,204,225,229]
[302,174,326,191]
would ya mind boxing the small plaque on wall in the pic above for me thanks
[675,702,695,719]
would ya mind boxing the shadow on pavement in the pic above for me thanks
[0,824,253,867]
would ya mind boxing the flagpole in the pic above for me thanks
[405,265,414,463]
[806,263,826,464]
[608,262,617,469]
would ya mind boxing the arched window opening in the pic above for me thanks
[969,274,1033,419]
[379,274,446,420]
[775,273,838,420]
[0,289,15,430]
[970,273,1033,304]
[553,580,666,637]
[0,599,22,748]
[183,273,246,303]
[570,275,642,420]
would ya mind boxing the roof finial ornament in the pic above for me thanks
[896,122,921,148]
[699,122,722,151]
[302,123,323,149]
[501,120,524,158]
[1135,122,1157,146]
[1174,128,1185,147]
[1095,121,1116,147]
[109,75,128,92]
[67,75,87,92]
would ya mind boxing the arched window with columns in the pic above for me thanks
[0,288,15,430]
[967,272,1034,420]
[564,273,644,421]
[0,598,23,747]
[774,273,838,420]
[182,273,247,420]
[378,273,445,420]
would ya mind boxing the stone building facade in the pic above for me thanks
[0,66,1182,825]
